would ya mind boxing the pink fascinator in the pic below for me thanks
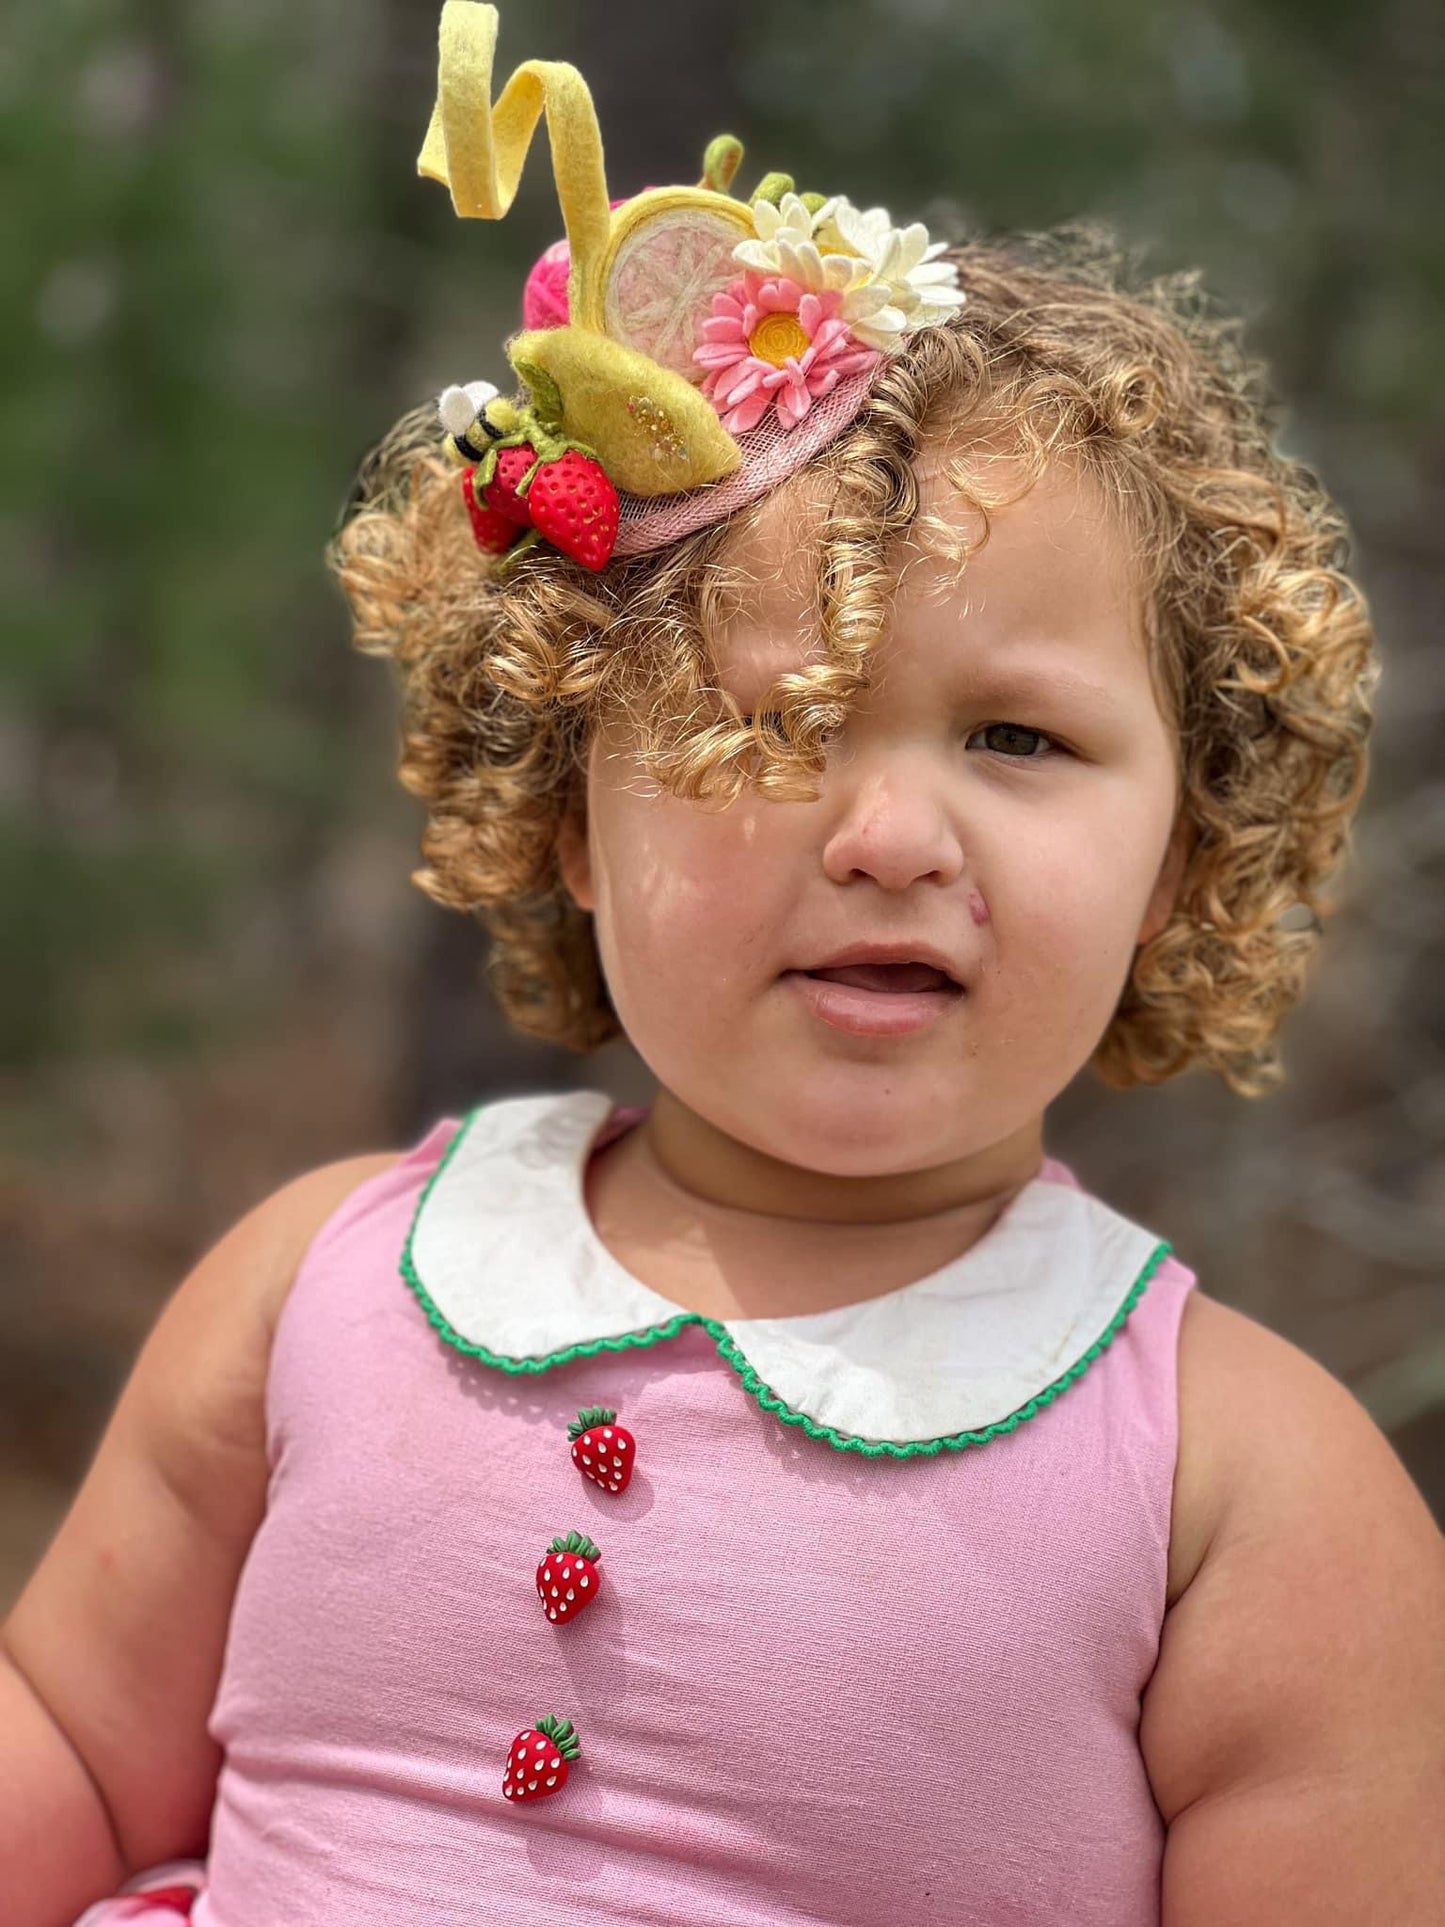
[419,2,964,571]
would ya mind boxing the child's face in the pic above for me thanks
[560,450,1185,1179]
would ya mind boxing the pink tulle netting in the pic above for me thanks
[611,365,879,557]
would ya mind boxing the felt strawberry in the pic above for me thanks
[481,442,538,525]
[536,1529,602,1623]
[522,447,620,570]
[460,467,527,556]
[455,357,621,573]
[502,1714,581,1802]
[568,1407,636,1493]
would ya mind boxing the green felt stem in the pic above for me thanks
[491,528,540,579]
[701,133,743,195]
[751,170,794,206]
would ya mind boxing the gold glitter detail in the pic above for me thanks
[626,394,689,465]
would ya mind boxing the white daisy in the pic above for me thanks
[734,191,964,356]
[816,196,965,351]
[732,192,870,298]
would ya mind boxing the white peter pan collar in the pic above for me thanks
[401,1089,1171,1460]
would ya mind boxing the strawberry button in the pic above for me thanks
[568,1406,636,1493]
[537,1530,602,1623]
[503,1714,581,1802]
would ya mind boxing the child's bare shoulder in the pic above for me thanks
[1167,1286,1434,1602]
[1,1148,404,1875]
[1164,1287,1293,1607]
[1143,1286,1445,1918]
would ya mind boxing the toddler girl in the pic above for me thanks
[5,3,1442,1923]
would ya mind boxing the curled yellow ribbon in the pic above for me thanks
[416,1,611,321]
[415,2,744,497]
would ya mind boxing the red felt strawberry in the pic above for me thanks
[481,442,538,525]
[503,1714,581,1802]
[536,1529,602,1623]
[460,467,526,556]
[523,448,620,571]
[568,1406,636,1493]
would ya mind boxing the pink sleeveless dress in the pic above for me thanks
[78,1088,1195,1927]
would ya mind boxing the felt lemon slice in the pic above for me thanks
[506,325,742,498]
[574,188,755,384]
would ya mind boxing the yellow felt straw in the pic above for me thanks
[416,2,612,322]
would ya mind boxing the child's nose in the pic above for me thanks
[819,760,966,892]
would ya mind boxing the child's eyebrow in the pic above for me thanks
[717,647,1131,724]
[951,663,1124,719]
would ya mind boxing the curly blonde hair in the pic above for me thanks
[329,221,1377,1097]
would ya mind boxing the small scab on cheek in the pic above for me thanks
[968,889,991,928]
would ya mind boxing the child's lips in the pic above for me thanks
[783,967,965,1038]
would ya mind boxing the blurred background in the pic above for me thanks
[3,0,1443,1603]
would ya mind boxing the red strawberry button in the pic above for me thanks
[503,1714,581,1802]
[537,1530,602,1623]
[568,1406,635,1493]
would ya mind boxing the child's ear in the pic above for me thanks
[556,803,595,913]
[1137,816,1192,948]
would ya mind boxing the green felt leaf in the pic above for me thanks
[511,356,564,429]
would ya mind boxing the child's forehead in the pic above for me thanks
[708,446,1145,673]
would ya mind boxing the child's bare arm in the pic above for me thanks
[0,1150,399,1927]
[1142,1296,1445,1925]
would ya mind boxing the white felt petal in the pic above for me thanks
[841,282,895,320]
[732,240,774,273]
[850,309,910,351]
[824,254,871,293]
[897,223,930,272]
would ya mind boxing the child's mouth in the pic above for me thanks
[786,961,964,1038]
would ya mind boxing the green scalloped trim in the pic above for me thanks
[400,1105,1173,1462]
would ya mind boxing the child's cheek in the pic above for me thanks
[985,837,1154,1035]
[590,788,790,1025]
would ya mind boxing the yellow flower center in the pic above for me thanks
[748,311,811,367]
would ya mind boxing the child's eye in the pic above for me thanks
[967,722,1059,760]
[732,708,1063,759]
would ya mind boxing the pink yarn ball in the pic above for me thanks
[522,238,572,329]
[521,195,653,329]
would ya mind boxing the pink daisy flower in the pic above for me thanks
[693,274,881,434]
